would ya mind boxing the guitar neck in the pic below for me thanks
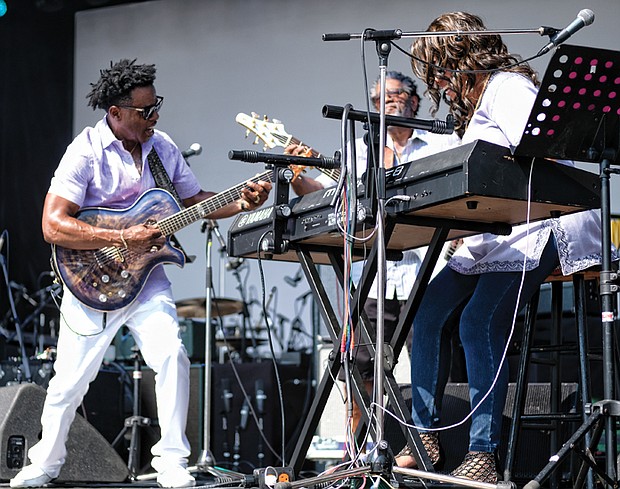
[157,170,274,236]
[289,136,340,182]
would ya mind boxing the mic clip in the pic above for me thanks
[540,26,561,37]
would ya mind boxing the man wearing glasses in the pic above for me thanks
[287,71,460,434]
[10,59,271,488]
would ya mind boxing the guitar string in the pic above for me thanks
[159,171,274,234]
[90,171,275,268]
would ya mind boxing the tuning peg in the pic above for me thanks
[245,129,250,138]
[272,119,282,124]
[254,136,261,145]
[263,115,269,121]
[251,111,259,118]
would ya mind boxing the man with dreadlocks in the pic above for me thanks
[10,59,271,488]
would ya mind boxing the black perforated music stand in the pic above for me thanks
[516,44,620,489]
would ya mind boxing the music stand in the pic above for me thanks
[515,44,620,489]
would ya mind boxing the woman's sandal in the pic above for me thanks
[394,432,443,469]
[450,451,498,484]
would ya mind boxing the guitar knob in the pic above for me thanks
[118,290,127,298]
[120,270,130,279]
[98,294,108,303]
[101,274,110,283]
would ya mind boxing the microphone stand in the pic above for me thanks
[367,35,390,472]
[209,220,228,297]
[191,220,243,480]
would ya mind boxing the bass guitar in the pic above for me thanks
[235,112,340,182]
[52,171,275,312]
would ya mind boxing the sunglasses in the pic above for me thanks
[119,96,164,120]
[371,88,410,102]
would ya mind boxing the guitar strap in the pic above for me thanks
[146,148,195,263]
[147,148,183,205]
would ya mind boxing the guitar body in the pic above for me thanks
[52,189,185,312]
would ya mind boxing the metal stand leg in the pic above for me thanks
[505,275,597,488]
[111,346,151,479]
[522,151,620,489]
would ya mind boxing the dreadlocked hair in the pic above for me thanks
[410,12,539,137]
[86,58,156,111]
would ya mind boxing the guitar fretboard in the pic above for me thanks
[287,137,340,182]
[157,170,273,236]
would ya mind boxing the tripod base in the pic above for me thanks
[195,448,216,469]
[187,449,245,480]
[394,466,516,489]
[367,440,395,476]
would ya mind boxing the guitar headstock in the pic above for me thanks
[236,112,292,150]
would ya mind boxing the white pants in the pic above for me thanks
[28,288,191,477]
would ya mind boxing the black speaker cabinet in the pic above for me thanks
[209,362,309,472]
[0,383,128,482]
[82,364,204,472]
[83,361,311,473]
[384,382,578,481]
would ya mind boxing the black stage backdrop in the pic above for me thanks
[0,3,74,319]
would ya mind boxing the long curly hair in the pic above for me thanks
[86,58,156,111]
[410,12,538,137]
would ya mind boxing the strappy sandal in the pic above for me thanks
[450,451,498,484]
[394,432,443,469]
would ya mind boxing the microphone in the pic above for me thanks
[239,398,250,430]
[538,9,595,56]
[284,268,303,287]
[322,105,454,134]
[255,379,266,415]
[221,378,233,414]
[228,150,340,170]
[181,142,202,158]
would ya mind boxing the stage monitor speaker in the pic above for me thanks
[385,382,578,482]
[0,383,129,482]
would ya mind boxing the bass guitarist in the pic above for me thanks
[10,59,271,489]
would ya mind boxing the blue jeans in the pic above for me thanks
[410,236,559,453]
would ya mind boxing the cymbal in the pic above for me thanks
[175,297,244,318]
